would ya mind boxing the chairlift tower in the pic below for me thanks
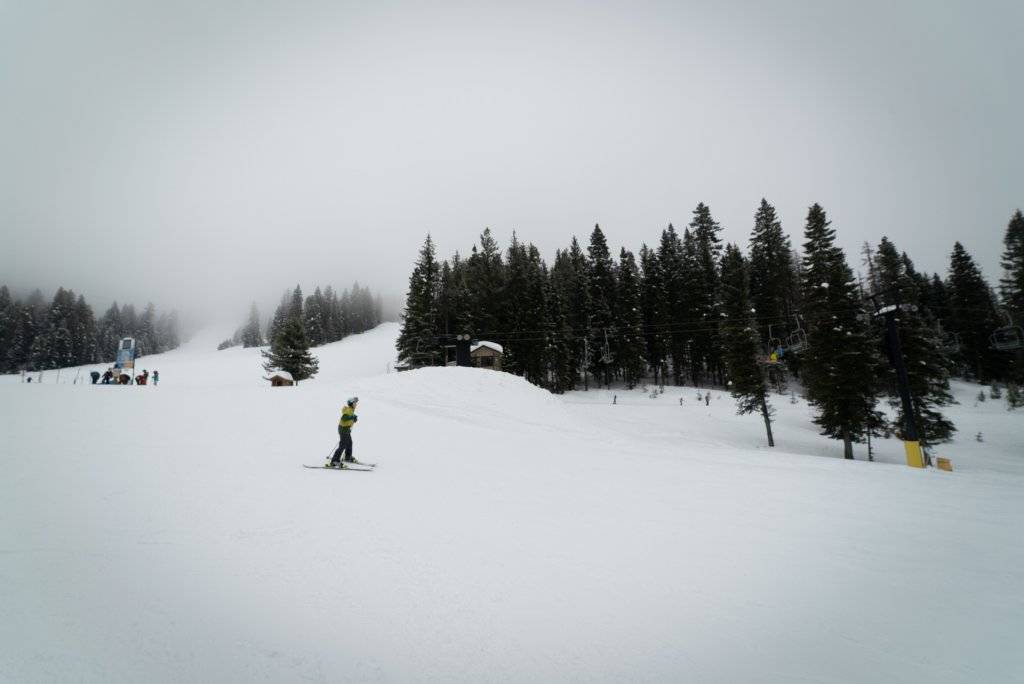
[869,290,926,468]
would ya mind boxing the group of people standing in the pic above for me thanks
[91,368,159,386]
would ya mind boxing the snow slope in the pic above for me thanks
[2,323,1022,682]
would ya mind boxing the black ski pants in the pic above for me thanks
[330,427,354,464]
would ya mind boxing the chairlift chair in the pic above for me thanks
[786,315,809,353]
[990,310,1024,351]
[767,324,785,357]
[941,331,962,355]
[991,327,1024,351]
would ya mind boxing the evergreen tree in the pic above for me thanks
[748,199,796,345]
[72,294,97,364]
[138,303,157,356]
[720,243,774,446]
[304,287,327,346]
[657,225,690,384]
[96,302,122,362]
[465,228,506,337]
[121,303,139,341]
[241,302,264,347]
[800,204,880,459]
[396,235,442,367]
[872,237,956,444]
[261,317,319,383]
[0,286,13,372]
[6,301,37,371]
[501,237,548,383]
[288,286,304,322]
[947,242,1003,380]
[566,237,592,388]
[436,260,455,337]
[540,271,575,392]
[689,203,724,385]
[586,224,617,387]
[1000,209,1024,320]
[447,253,473,337]
[550,246,584,388]
[615,248,646,388]
[639,244,670,386]
[267,291,291,343]
[157,310,180,352]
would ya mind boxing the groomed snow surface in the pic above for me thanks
[2,323,1022,682]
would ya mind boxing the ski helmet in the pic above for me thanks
[347,396,358,405]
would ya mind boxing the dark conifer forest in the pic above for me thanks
[0,286,179,372]
[398,203,1024,452]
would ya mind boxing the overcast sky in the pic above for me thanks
[1,0,1021,321]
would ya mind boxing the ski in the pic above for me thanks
[303,464,374,472]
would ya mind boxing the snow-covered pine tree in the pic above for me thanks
[1000,210,1024,320]
[436,260,455,337]
[304,287,326,347]
[615,248,646,388]
[947,242,1004,381]
[138,303,157,356]
[96,302,122,362]
[465,228,506,338]
[261,317,319,383]
[872,237,956,443]
[288,286,304,323]
[447,253,473,337]
[586,224,617,387]
[0,286,13,372]
[267,291,291,343]
[72,294,97,364]
[549,247,583,388]
[241,302,263,347]
[121,303,139,342]
[657,225,689,385]
[522,244,549,384]
[540,269,574,393]
[6,300,37,371]
[156,310,180,352]
[720,243,774,446]
[639,244,670,386]
[689,203,725,385]
[999,209,1024,383]
[502,236,548,382]
[566,237,592,388]
[396,235,442,367]
[748,199,796,345]
[799,204,880,459]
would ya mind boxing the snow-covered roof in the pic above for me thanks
[471,341,503,354]
[267,370,294,381]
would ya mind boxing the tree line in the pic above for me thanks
[0,285,180,373]
[220,282,384,352]
[220,283,384,384]
[398,203,1024,457]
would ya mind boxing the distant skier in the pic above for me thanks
[90,370,100,384]
[327,397,360,467]
[705,393,711,406]
[153,370,159,386]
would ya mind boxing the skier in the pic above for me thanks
[90,370,100,384]
[327,397,360,467]
[153,370,159,386]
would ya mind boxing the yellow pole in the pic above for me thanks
[903,440,925,468]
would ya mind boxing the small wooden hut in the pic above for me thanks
[267,370,295,387]
[470,341,503,371]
